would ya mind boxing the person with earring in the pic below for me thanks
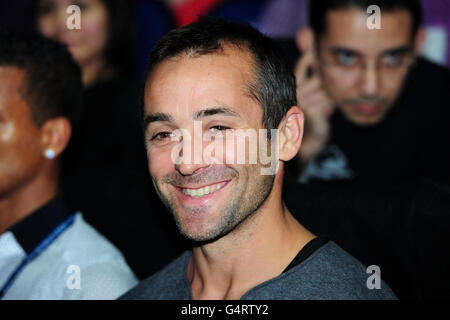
[33,0,186,280]
[0,31,137,300]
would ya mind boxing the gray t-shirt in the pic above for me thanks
[121,241,397,300]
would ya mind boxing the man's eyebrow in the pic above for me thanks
[193,106,240,120]
[329,45,413,57]
[143,112,174,129]
[143,107,240,129]
[381,45,414,56]
[329,46,361,56]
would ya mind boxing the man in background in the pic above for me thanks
[0,32,137,299]
[281,0,450,299]
[293,0,450,186]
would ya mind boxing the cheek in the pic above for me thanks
[75,8,109,62]
[323,72,356,101]
[221,134,261,166]
[147,147,173,180]
[0,125,42,189]
[205,135,248,165]
[381,71,409,100]
[82,15,108,44]
[226,137,239,165]
[0,122,14,141]
[37,17,57,38]
[219,136,237,165]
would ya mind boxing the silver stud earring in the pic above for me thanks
[44,149,55,159]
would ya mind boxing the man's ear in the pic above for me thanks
[296,27,315,53]
[278,106,304,162]
[413,26,426,55]
[39,117,72,159]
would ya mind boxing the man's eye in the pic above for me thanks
[382,53,403,67]
[209,126,232,133]
[151,131,173,141]
[336,52,358,66]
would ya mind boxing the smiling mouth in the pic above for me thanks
[179,181,228,198]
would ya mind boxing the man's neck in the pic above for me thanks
[187,180,315,300]
[0,172,58,235]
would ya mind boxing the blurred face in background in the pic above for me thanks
[36,0,109,75]
[315,8,421,126]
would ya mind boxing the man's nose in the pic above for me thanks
[175,162,209,176]
[360,64,380,96]
[174,132,209,176]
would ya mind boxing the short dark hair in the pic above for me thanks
[0,31,82,127]
[310,0,423,38]
[143,18,297,131]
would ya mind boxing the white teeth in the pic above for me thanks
[182,182,225,198]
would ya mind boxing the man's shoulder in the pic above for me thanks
[244,241,397,300]
[39,213,138,299]
[5,214,138,300]
[54,214,129,262]
[120,251,192,300]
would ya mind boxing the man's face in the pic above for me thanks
[0,67,43,198]
[144,46,274,242]
[316,8,417,126]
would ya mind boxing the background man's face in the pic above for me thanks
[316,8,417,126]
[0,67,43,198]
[144,46,274,242]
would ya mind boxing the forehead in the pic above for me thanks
[0,67,29,116]
[320,8,412,55]
[144,46,261,122]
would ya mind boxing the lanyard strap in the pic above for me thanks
[0,214,76,299]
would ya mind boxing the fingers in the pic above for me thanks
[294,47,333,163]
[297,74,334,116]
[297,75,321,96]
[296,58,334,119]
[300,91,333,115]
[295,48,316,85]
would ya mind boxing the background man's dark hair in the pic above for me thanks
[143,17,297,131]
[0,31,82,128]
[310,0,423,38]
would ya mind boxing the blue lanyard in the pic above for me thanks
[0,214,76,299]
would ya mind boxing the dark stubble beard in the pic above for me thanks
[152,164,275,244]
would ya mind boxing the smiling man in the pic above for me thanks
[120,18,396,300]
